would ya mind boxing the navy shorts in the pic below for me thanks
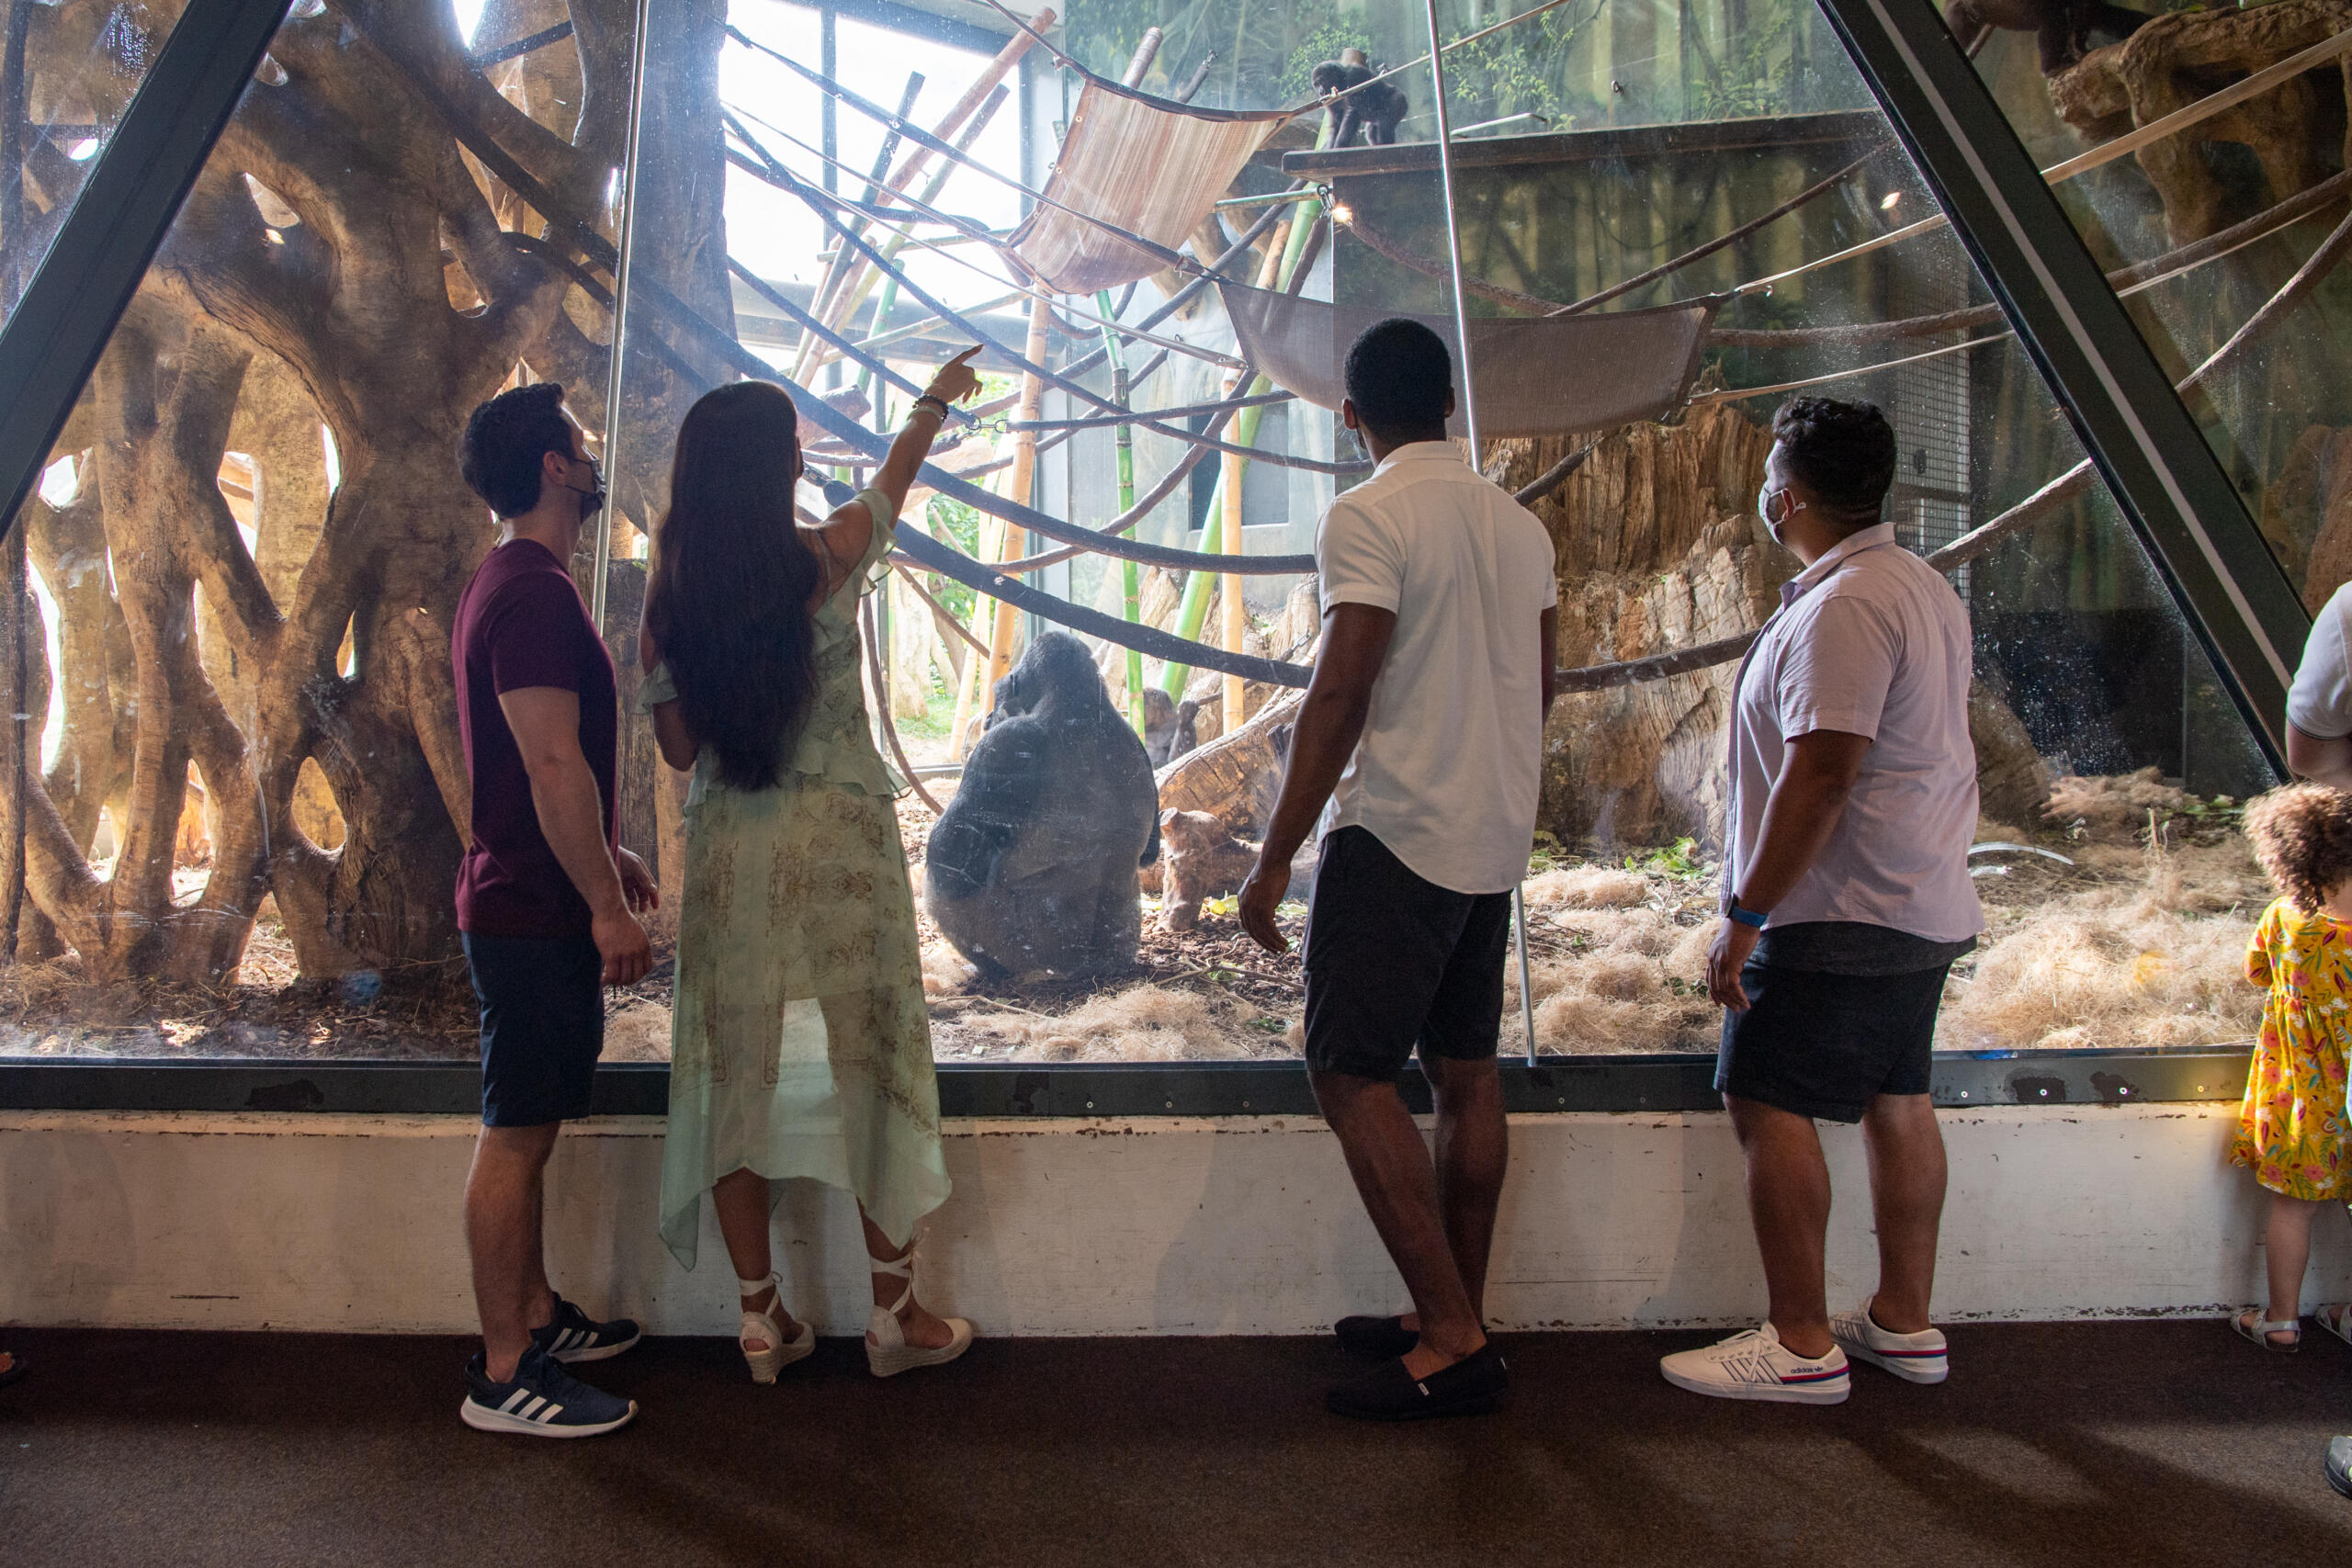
[1714,960,1952,1123]
[1301,826,1512,1081]
[463,931,605,1127]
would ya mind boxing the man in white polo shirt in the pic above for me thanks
[1659,398,1982,1406]
[2286,582,2352,791]
[1240,318,1557,1421]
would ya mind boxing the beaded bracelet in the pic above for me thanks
[910,394,950,422]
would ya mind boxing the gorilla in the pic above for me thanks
[1310,49,1408,147]
[1944,0,2146,73]
[1141,687,1200,768]
[926,632,1162,979]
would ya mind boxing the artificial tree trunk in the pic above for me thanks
[0,0,720,987]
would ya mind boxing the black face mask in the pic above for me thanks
[560,457,606,520]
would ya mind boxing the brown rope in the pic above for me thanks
[1548,150,1883,317]
[1510,440,1599,505]
[861,595,944,816]
[891,560,991,658]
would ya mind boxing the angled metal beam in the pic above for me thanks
[0,0,292,540]
[1811,0,2306,772]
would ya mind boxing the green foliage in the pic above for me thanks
[922,494,983,625]
[1526,829,1566,875]
[1685,0,1795,120]
[1434,3,1607,126]
[1275,17,1374,101]
[1624,837,1707,880]
[2176,793,2244,827]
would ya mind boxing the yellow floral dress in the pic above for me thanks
[2233,897,2352,1201]
[640,491,952,1268]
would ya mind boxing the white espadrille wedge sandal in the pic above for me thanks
[738,1271,816,1384]
[865,1245,974,1378]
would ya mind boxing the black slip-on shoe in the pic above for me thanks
[1327,1345,1509,1421]
[1334,1314,1420,1359]
[2326,1437,2352,1499]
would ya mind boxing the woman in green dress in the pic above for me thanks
[639,351,980,1382]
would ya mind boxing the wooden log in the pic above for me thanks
[1155,686,1303,837]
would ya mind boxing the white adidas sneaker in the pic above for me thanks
[1659,1323,1850,1404]
[1830,1303,1949,1383]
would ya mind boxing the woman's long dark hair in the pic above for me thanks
[642,381,821,791]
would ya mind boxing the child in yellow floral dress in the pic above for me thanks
[2233,784,2352,1351]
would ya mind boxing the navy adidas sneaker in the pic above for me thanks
[533,1294,641,1363]
[461,1346,637,1438]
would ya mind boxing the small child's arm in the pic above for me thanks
[2245,908,2277,987]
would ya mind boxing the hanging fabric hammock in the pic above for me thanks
[1007,76,1295,293]
[1219,281,1725,440]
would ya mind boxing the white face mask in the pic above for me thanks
[1757,482,1803,547]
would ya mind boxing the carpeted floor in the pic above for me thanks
[1,1321,2347,1566]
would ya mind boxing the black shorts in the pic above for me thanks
[464,931,605,1128]
[1301,826,1513,1081]
[1714,959,1952,1123]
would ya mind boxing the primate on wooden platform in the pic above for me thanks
[1944,0,2148,73]
[1311,48,1409,147]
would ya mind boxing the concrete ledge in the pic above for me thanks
[0,1103,2318,1336]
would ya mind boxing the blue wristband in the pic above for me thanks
[1725,900,1768,930]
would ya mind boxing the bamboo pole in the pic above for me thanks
[985,293,1054,707]
[1094,288,1146,736]
[1159,212,1302,699]
[947,489,1004,761]
[808,86,1011,382]
[1220,400,1246,729]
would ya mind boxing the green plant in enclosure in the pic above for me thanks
[1625,837,1708,880]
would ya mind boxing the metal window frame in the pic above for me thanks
[1808,0,2310,770]
[0,1,2289,1119]
[0,1046,2253,1116]
[0,0,292,538]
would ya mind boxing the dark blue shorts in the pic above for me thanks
[463,931,605,1128]
[1301,826,1512,1081]
[1714,960,1952,1123]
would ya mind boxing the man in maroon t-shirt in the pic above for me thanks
[450,382,657,1438]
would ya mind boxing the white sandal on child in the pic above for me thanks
[738,1271,816,1384]
[2233,1307,2301,1352]
[865,1242,974,1378]
[2317,1303,2352,1348]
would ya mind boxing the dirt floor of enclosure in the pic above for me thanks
[0,771,2270,1064]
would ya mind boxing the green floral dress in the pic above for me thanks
[640,491,951,1267]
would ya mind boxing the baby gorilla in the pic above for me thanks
[1310,50,1408,147]
[926,632,1162,979]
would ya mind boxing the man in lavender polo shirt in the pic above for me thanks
[1659,398,1983,1407]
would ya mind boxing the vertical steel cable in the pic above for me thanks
[1419,0,1539,1065]
[592,0,656,632]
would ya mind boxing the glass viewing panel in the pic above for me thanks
[0,0,641,1061]
[0,0,178,333]
[0,0,2278,1073]
[1957,3,2349,608]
